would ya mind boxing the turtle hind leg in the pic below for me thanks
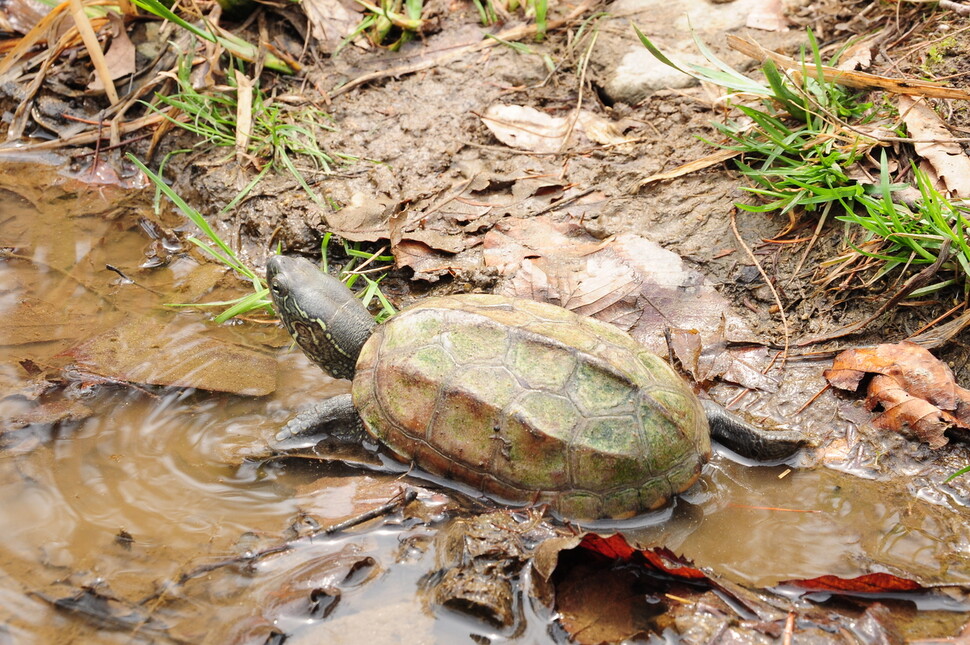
[275,393,365,445]
[702,399,805,461]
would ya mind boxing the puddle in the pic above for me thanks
[0,161,967,642]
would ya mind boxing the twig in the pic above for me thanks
[904,0,970,15]
[68,0,118,104]
[794,383,830,416]
[163,488,417,593]
[730,208,790,363]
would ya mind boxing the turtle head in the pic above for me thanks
[267,255,376,380]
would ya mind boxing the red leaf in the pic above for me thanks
[578,535,708,581]
[639,547,708,580]
[788,572,923,593]
[578,534,636,561]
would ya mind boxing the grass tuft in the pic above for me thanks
[128,154,396,323]
[148,54,348,208]
[637,27,970,298]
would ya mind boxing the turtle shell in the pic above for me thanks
[351,294,711,520]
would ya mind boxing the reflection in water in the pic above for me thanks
[0,161,967,642]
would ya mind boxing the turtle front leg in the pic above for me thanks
[275,393,364,444]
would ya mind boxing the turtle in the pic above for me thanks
[267,255,802,521]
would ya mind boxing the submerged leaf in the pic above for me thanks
[64,317,278,396]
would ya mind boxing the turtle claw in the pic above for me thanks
[274,393,364,448]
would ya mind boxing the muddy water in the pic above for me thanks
[0,160,967,643]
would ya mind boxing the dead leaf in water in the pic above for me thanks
[556,565,652,644]
[293,475,422,526]
[1,399,92,431]
[64,317,278,396]
[786,572,923,594]
[0,297,102,345]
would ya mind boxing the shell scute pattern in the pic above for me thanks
[352,294,710,519]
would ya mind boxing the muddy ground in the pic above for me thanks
[2,0,970,641]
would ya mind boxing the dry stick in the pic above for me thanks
[0,112,173,153]
[159,489,418,594]
[908,300,966,339]
[331,0,598,98]
[726,34,970,101]
[905,0,970,14]
[558,24,599,155]
[68,0,118,104]
[730,209,790,362]
[793,383,830,416]
[796,238,952,347]
[0,2,71,76]
[785,201,831,289]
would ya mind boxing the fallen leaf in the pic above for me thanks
[293,475,414,527]
[1,399,92,431]
[326,191,393,241]
[556,565,652,645]
[837,40,873,71]
[868,374,955,449]
[824,341,970,447]
[0,296,102,345]
[301,0,363,53]
[579,534,709,580]
[481,104,629,153]
[786,572,923,593]
[429,510,562,629]
[668,323,778,391]
[746,0,788,31]
[484,218,756,354]
[898,95,970,199]
[88,14,135,90]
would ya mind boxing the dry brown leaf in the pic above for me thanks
[868,374,955,449]
[234,69,253,163]
[824,342,970,447]
[746,0,788,31]
[301,0,364,53]
[485,219,755,355]
[481,104,629,153]
[668,325,777,391]
[837,40,873,71]
[898,95,970,198]
[87,14,134,91]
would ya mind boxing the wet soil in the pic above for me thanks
[1,0,970,642]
